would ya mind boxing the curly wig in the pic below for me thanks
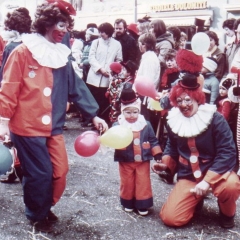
[4,7,32,34]
[169,83,205,107]
[32,2,74,35]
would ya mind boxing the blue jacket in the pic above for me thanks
[113,121,162,162]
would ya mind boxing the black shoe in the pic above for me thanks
[47,210,58,223]
[0,171,17,183]
[63,124,68,130]
[219,211,234,228]
[30,219,53,233]
[158,169,174,184]
[195,199,204,213]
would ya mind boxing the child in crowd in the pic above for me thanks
[217,74,238,165]
[201,57,219,104]
[113,83,162,216]
[217,74,236,121]
[105,61,137,125]
[159,49,179,92]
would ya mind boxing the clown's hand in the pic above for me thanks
[190,180,210,196]
[151,160,167,174]
[92,116,108,133]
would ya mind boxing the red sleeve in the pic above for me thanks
[221,100,231,121]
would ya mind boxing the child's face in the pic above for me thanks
[219,86,228,97]
[166,58,177,68]
[201,66,209,74]
[123,107,139,123]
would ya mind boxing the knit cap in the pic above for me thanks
[86,27,99,36]
[127,23,139,35]
[219,74,235,90]
[120,83,141,112]
[202,57,218,73]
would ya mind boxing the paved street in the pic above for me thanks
[1,117,240,239]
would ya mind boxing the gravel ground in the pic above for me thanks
[1,117,240,240]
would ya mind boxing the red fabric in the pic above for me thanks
[217,98,231,121]
[119,161,152,202]
[47,0,76,16]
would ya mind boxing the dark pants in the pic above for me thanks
[86,84,110,124]
[10,133,68,222]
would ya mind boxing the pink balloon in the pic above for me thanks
[74,131,100,157]
[134,76,159,99]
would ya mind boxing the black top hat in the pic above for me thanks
[194,18,205,27]
[178,73,200,89]
[120,82,137,104]
[121,60,138,75]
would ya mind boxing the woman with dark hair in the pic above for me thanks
[0,7,31,82]
[86,22,122,124]
[152,73,240,229]
[149,19,174,65]
[0,0,108,233]
[204,31,226,80]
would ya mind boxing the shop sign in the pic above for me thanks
[151,1,207,12]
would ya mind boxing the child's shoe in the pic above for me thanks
[124,208,134,213]
[137,209,148,216]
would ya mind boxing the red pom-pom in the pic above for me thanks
[176,49,203,73]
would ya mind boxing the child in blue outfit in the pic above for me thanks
[113,83,162,216]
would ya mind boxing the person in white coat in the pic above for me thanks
[86,22,122,124]
[136,33,160,133]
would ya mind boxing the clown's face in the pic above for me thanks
[176,93,198,117]
[123,107,139,123]
[45,21,69,43]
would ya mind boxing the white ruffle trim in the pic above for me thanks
[118,114,147,131]
[167,104,217,137]
[1,30,22,44]
[22,33,71,68]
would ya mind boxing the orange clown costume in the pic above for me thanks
[0,32,99,222]
[113,84,162,213]
[157,76,240,228]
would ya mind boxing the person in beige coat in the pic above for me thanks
[86,22,122,124]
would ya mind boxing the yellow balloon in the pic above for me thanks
[149,98,162,111]
[100,125,133,149]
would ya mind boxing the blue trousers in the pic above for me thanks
[11,133,68,222]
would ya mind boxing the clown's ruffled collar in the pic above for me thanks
[118,114,147,131]
[1,30,22,45]
[22,33,71,68]
[167,104,217,137]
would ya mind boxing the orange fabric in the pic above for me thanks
[187,138,202,182]
[160,172,240,226]
[212,172,240,217]
[204,170,231,185]
[151,145,162,156]
[119,161,152,201]
[47,135,69,205]
[0,44,54,136]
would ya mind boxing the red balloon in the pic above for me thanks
[74,131,100,157]
[134,76,159,99]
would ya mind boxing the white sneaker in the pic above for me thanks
[124,208,134,212]
[138,209,148,216]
